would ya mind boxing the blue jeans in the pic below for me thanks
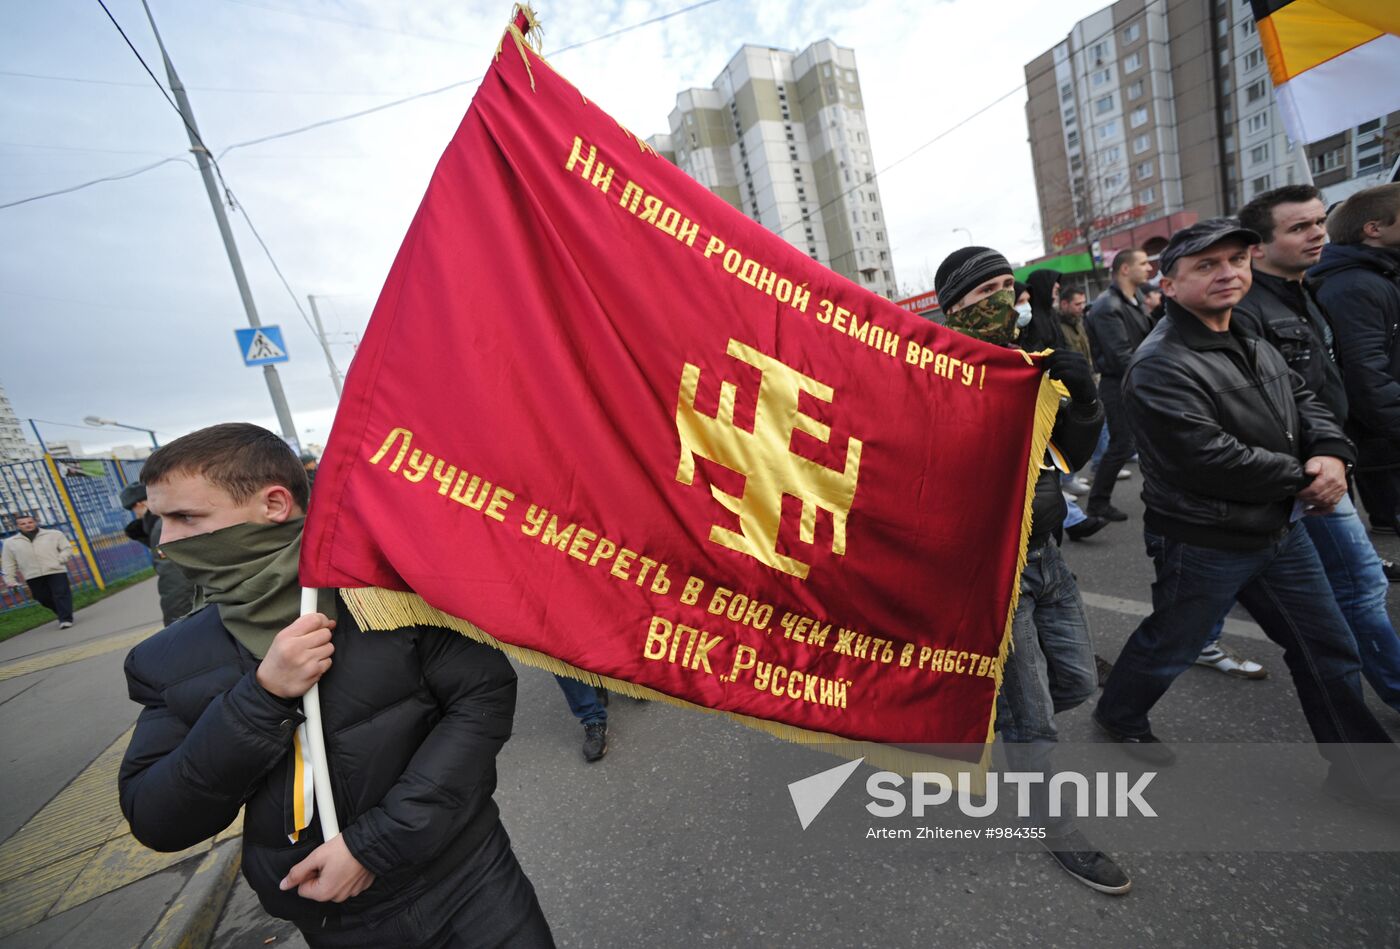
[1063,498,1087,528]
[995,542,1097,834]
[1097,525,1400,796]
[1089,419,1109,471]
[554,675,607,726]
[1199,495,1400,713]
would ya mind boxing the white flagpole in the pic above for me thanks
[300,587,340,839]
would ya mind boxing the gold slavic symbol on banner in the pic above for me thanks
[675,339,862,580]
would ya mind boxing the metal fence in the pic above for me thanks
[1,455,153,614]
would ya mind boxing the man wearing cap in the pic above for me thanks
[121,482,195,627]
[1095,219,1400,809]
[935,247,1129,895]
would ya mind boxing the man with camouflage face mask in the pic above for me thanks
[933,247,1127,894]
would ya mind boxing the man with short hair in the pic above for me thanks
[1196,184,1399,704]
[1095,219,1400,811]
[1085,248,1154,521]
[1056,288,1092,366]
[120,423,553,948]
[934,246,1128,894]
[1310,183,1400,538]
[2,514,75,628]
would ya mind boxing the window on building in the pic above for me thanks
[1065,109,1077,127]
[1060,82,1073,100]
[1221,76,1232,94]
[1131,107,1149,128]
[1137,160,1154,179]
[1250,142,1269,164]
[1252,174,1272,196]
[1104,145,1122,163]
[1246,78,1267,103]
[1124,52,1142,73]
[1123,23,1141,44]
[1090,40,1110,63]
[1139,186,1156,204]
[1067,129,1080,148]
[1070,154,1083,171]
[1244,48,1264,72]
[1092,68,1112,87]
[1128,79,1144,100]
[1104,172,1125,191]
[1217,18,1228,36]
[1246,110,1269,134]
[1310,146,1345,174]
[1240,18,1256,36]
[1225,133,1236,153]
[1133,133,1151,154]
[1097,119,1120,140]
[876,231,884,241]
[1356,117,1385,171]
[1096,94,1114,114]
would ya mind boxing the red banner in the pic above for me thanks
[302,11,1058,769]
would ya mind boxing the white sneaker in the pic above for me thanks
[59,621,73,629]
[1116,468,1132,480]
[1064,477,1091,495]
[1195,643,1266,679]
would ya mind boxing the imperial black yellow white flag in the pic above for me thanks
[1250,0,1400,145]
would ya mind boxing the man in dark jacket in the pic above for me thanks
[1095,220,1400,811]
[1217,186,1399,708]
[935,247,1126,895]
[120,481,195,626]
[1309,183,1400,536]
[1084,248,1154,521]
[119,424,553,948]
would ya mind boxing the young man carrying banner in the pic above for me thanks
[119,423,554,948]
[934,247,1129,895]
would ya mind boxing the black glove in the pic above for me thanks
[1041,350,1097,405]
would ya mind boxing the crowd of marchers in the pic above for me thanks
[2,184,1396,943]
[933,181,1400,895]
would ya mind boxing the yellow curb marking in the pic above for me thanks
[0,724,245,939]
[0,626,159,682]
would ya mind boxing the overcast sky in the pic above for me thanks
[1,0,1107,453]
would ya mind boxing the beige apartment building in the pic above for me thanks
[649,41,898,299]
[1025,0,1399,265]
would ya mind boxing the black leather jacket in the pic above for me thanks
[1086,284,1153,378]
[120,597,517,925]
[1123,301,1354,550]
[1232,269,1348,425]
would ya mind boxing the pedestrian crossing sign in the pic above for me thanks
[235,325,290,366]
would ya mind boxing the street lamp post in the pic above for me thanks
[952,227,974,245]
[84,416,160,449]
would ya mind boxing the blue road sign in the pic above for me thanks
[235,325,290,366]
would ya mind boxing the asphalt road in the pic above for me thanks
[213,468,1400,949]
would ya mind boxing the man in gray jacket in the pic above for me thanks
[3,514,75,627]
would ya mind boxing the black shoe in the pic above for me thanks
[1066,515,1110,541]
[1087,504,1128,522]
[1095,655,1114,688]
[1383,560,1399,583]
[1042,830,1132,895]
[1371,521,1396,535]
[582,722,608,762]
[1092,711,1177,765]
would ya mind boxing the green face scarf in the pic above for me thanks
[943,288,1020,346]
[160,518,334,658]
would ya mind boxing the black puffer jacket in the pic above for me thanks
[1086,284,1153,377]
[120,597,516,925]
[1309,242,1400,467]
[1123,300,1354,550]
[1232,269,1348,425]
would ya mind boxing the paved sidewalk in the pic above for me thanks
[0,580,240,948]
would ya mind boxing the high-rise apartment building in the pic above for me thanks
[1025,0,1398,263]
[0,383,37,464]
[649,41,897,298]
